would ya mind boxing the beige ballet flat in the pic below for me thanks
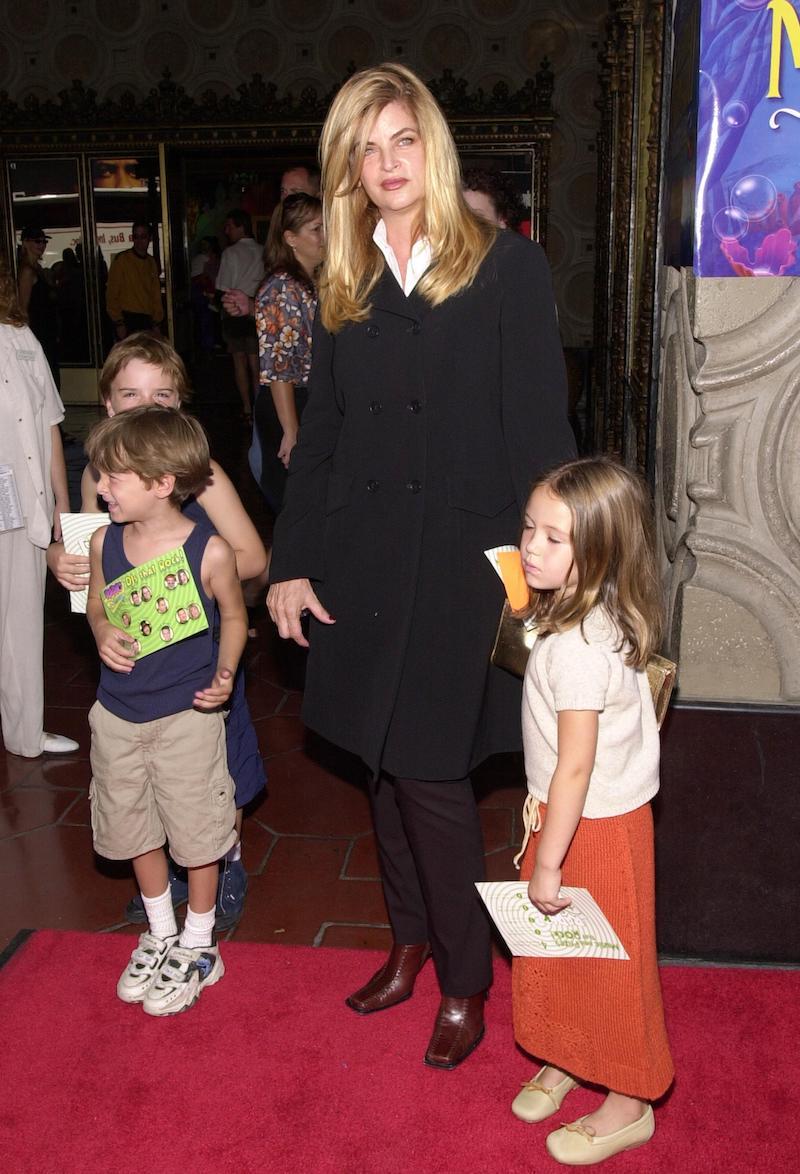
[546,1104,655,1165]
[511,1067,578,1123]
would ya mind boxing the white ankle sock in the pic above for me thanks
[180,906,216,950]
[225,840,242,863]
[142,886,177,940]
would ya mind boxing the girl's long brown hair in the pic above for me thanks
[0,256,27,327]
[523,457,663,669]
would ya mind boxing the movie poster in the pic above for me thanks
[696,0,800,276]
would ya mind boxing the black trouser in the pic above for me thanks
[121,311,156,333]
[367,772,492,998]
[255,385,309,514]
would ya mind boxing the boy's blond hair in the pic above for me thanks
[98,333,192,405]
[85,406,211,506]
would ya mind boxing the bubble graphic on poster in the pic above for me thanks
[731,174,777,221]
[723,99,749,128]
[734,0,770,10]
[712,206,749,241]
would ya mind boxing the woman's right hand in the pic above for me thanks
[46,541,91,591]
[267,578,335,648]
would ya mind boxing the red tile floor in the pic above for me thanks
[0,367,527,956]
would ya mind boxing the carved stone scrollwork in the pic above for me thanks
[658,271,800,702]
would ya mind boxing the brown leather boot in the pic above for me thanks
[424,992,486,1069]
[345,943,431,1015]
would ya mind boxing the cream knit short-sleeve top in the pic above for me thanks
[522,608,660,818]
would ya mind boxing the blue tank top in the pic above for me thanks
[97,519,218,722]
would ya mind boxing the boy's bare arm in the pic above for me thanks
[194,536,248,710]
[196,460,267,582]
[86,527,136,673]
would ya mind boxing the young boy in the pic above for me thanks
[86,406,248,1014]
[47,334,267,930]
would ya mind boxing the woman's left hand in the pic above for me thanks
[277,428,298,469]
[528,862,571,916]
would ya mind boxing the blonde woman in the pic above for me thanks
[267,64,576,1068]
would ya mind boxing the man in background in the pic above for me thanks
[215,209,264,421]
[106,221,163,340]
[280,164,320,200]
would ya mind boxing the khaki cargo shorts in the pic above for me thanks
[88,702,236,868]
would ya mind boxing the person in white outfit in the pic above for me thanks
[0,257,78,757]
[215,209,264,422]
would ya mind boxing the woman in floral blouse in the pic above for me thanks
[256,194,323,512]
[224,193,323,512]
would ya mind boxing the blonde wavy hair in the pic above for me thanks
[318,62,495,333]
[522,458,663,669]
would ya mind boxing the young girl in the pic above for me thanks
[511,457,673,1166]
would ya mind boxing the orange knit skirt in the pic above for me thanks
[512,801,674,1101]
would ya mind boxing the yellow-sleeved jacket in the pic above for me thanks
[106,249,163,325]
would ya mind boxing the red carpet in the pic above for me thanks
[0,932,795,1173]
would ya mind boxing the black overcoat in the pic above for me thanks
[270,230,576,779]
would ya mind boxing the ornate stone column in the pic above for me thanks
[657,269,800,703]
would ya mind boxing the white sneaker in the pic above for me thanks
[42,732,79,753]
[117,932,178,1004]
[143,942,224,1017]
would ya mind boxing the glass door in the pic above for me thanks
[7,157,92,395]
[5,151,168,402]
[90,153,165,357]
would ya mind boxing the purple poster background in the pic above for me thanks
[696,0,800,276]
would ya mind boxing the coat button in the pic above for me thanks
[411,321,421,335]
[407,399,422,414]
[367,479,380,492]
[369,400,382,414]
[406,479,422,494]
[367,324,380,338]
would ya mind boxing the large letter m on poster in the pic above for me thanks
[768,0,800,97]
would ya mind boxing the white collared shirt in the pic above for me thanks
[0,324,64,549]
[372,219,433,296]
[216,236,265,297]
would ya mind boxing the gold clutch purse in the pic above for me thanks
[490,602,677,729]
[490,601,537,680]
[645,655,678,729]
